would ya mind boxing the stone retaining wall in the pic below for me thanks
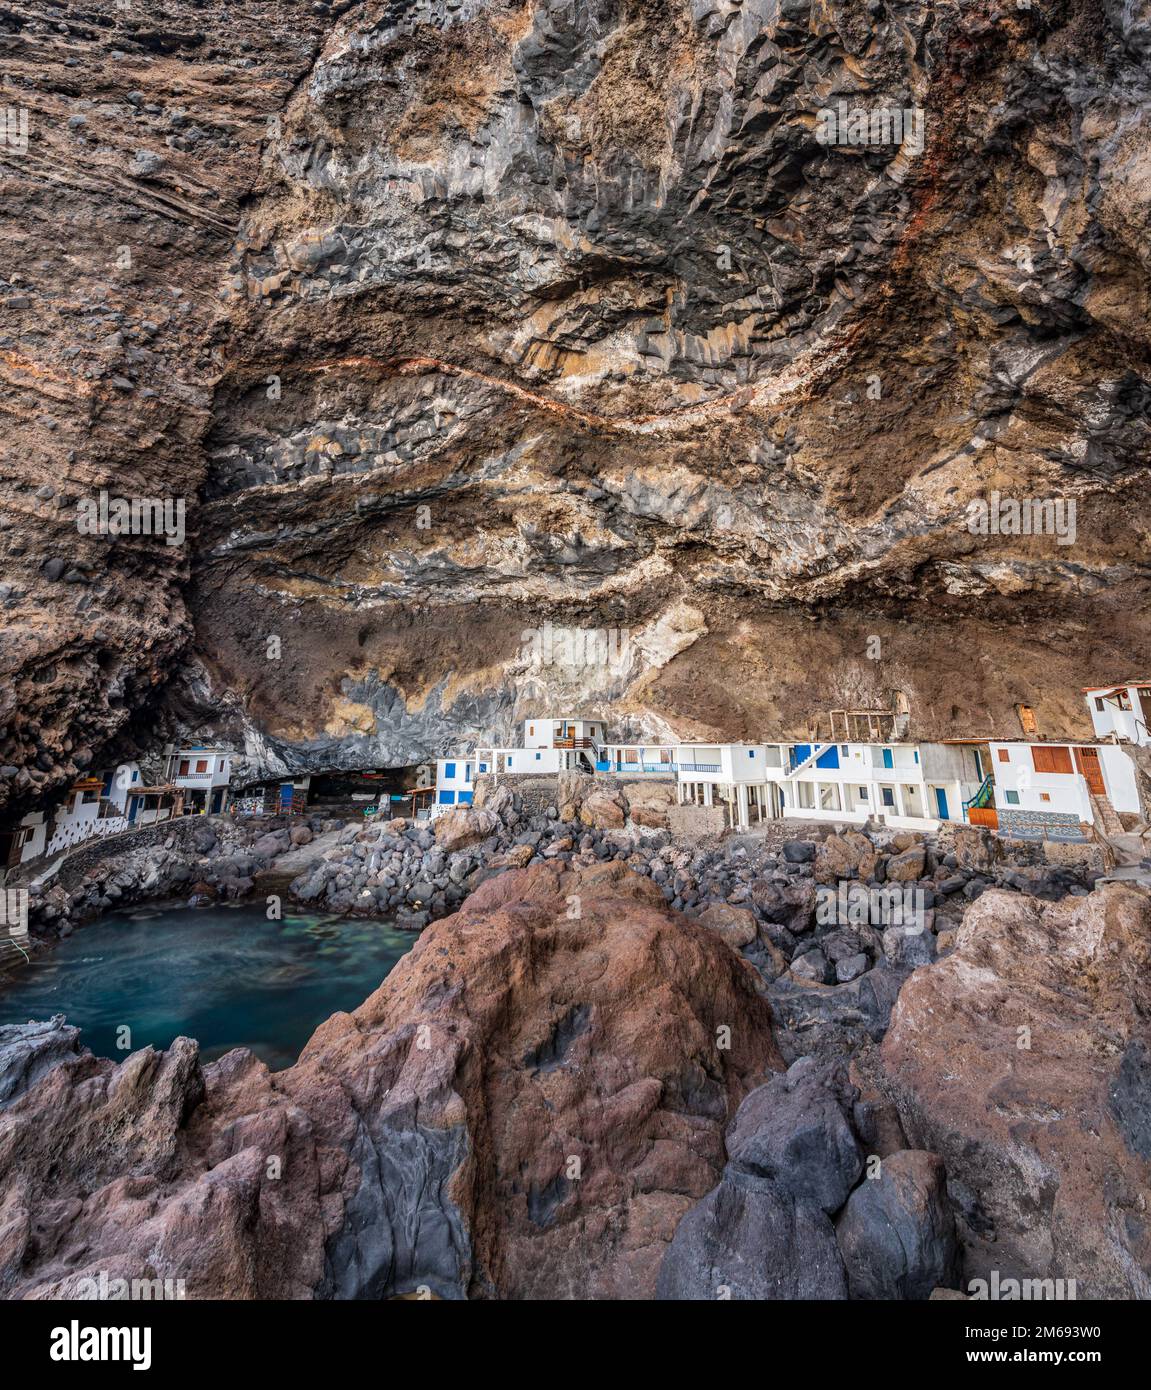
[16,814,257,894]
[474,772,561,819]
[667,803,727,840]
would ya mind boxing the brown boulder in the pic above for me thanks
[622,781,674,830]
[881,884,1151,1299]
[628,801,670,830]
[0,863,782,1301]
[471,781,515,819]
[578,789,627,830]
[885,845,926,882]
[433,806,501,852]
[889,832,923,853]
[815,831,879,884]
[697,902,758,950]
[946,825,1002,872]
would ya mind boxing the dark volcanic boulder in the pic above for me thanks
[835,1150,958,1300]
[656,1170,847,1302]
[726,1057,863,1213]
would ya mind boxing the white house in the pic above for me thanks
[523,718,607,750]
[431,721,985,834]
[5,761,184,867]
[434,717,623,809]
[1083,681,1151,746]
[167,747,232,814]
[989,740,1138,838]
[677,741,984,833]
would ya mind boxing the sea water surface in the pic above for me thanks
[0,903,413,1071]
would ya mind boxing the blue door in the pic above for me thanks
[882,748,894,769]
[935,788,949,819]
[790,744,811,771]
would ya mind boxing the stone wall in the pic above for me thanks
[996,807,1084,839]
[666,803,727,841]
[474,772,560,820]
[15,814,235,893]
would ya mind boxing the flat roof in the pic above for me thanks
[988,737,1126,748]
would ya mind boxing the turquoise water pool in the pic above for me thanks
[0,903,413,1071]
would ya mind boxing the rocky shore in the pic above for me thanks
[17,775,1104,1066]
[5,771,1141,1300]
[1,855,1146,1301]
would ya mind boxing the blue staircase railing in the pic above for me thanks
[963,774,994,812]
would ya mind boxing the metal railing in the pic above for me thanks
[679,763,721,773]
[784,745,830,778]
[963,774,994,811]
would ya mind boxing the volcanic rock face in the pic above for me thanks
[880,882,1151,1300]
[0,863,781,1300]
[2,1,1151,810]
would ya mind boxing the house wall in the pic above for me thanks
[919,743,977,782]
[522,719,605,748]
[38,763,143,859]
[1099,745,1140,814]
[435,755,477,806]
[989,743,1094,822]
[1084,686,1151,746]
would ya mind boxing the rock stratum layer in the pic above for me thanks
[2,0,1150,809]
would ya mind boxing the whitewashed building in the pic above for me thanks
[432,720,984,833]
[989,740,1138,838]
[167,747,232,814]
[677,741,984,833]
[1083,681,1151,746]
[435,719,611,808]
[6,761,180,867]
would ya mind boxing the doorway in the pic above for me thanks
[1073,747,1105,796]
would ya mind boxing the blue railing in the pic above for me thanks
[679,763,720,773]
[963,774,994,811]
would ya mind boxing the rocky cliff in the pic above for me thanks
[2,0,1150,812]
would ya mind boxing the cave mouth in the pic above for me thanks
[305,766,427,820]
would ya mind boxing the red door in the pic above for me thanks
[1074,747,1105,796]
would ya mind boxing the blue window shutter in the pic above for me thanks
[437,790,454,804]
[445,762,456,779]
[882,748,894,769]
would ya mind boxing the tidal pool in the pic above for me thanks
[0,903,413,1071]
